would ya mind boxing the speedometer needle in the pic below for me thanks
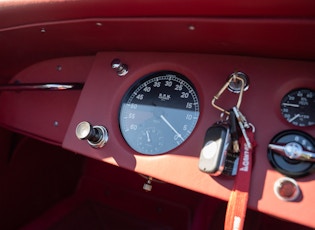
[282,103,300,108]
[160,115,184,141]
[146,130,151,143]
[288,114,301,123]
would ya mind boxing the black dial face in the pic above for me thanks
[119,71,200,155]
[280,88,315,127]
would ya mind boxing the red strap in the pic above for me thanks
[224,130,256,230]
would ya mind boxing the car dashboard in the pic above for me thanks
[0,1,315,229]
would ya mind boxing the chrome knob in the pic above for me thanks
[143,176,153,192]
[76,121,108,148]
[111,58,128,76]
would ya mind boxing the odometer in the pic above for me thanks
[119,71,200,155]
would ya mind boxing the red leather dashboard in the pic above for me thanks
[1,52,314,228]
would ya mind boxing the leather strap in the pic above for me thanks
[224,130,256,230]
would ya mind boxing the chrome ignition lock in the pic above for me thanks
[227,72,249,94]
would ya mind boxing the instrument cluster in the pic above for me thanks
[3,52,314,228]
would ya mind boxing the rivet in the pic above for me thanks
[188,25,195,31]
[54,121,59,127]
[56,65,62,71]
[40,28,46,33]
[96,22,103,27]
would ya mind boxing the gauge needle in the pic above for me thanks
[160,115,184,141]
[288,114,300,123]
[282,103,300,108]
[146,130,151,142]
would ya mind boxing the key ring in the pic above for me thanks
[211,73,245,115]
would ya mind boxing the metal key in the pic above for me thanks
[229,109,240,153]
[236,108,250,129]
[232,106,252,149]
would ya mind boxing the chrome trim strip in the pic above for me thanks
[0,82,84,91]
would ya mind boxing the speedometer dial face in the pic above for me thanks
[119,71,200,155]
[280,88,315,127]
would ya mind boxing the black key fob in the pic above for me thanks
[199,122,231,176]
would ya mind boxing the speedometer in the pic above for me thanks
[280,88,315,127]
[119,71,200,155]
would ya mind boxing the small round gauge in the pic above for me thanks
[280,88,315,127]
[136,127,164,154]
[119,71,200,155]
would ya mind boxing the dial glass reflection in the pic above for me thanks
[119,71,200,155]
